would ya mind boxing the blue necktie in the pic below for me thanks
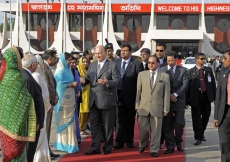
[120,61,126,89]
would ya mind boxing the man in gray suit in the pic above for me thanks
[159,51,189,154]
[80,45,120,155]
[214,48,230,162]
[43,50,60,158]
[136,56,170,157]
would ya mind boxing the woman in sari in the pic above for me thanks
[0,47,36,161]
[77,57,90,134]
[54,52,79,153]
[32,55,51,162]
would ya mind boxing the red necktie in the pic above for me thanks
[199,68,206,92]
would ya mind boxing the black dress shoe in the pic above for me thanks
[138,145,148,153]
[164,149,174,154]
[201,136,206,141]
[113,143,124,149]
[51,157,55,160]
[84,149,100,155]
[102,148,111,155]
[151,152,158,157]
[177,144,183,152]
[194,140,201,145]
[126,142,135,148]
[50,152,60,158]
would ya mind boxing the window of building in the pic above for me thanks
[142,15,150,33]
[128,41,138,52]
[40,40,51,51]
[156,15,169,29]
[205,15,215,33]
[69,14,80,32]
[113,15,124,32]
[26,13,38,31]
[217,19,230,32]
[187,15,199,30]
[54,14,60,31]
[216,42,229,54]
[98,15,106,32]
[127,18,139,31]
[171,18,184,30]
[40,18,52,30]
[85,18,94,31]
[85,40,94,50]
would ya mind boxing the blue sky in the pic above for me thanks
[0,0,229,24]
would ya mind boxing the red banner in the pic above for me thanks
[111,4,151,13]
[155,4,201,13]
[22,3,61,12]
[66,3,104,12]
[205,4,230,13]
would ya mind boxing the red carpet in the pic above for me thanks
[59,122,185,162]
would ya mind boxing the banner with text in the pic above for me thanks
[205,4,230,13]
[22,3,61,12]
[66,3,104,12]
[155,4,201,13]
[111,4,151,13]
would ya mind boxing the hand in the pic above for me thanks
[213,119,218,129]
[36,124,40,132]
[80,77,85,84]
[48,106,53,113]
[98,77,108,85]
[164,112,168,116]
[72,81,78,87]
[136,109,139,113]
[170,94,177,102]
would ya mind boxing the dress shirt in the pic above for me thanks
[121,57,131,70]
[44,60,50,69]
[98,58,107,69]
[167,65,178,97]
[149,68,158,85]
[23,67,32,75]
[159,58,164,65]
[142,61,146,69]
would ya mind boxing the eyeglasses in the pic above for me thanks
[223,57,229,60]
[148,62,156,64]
[140,53,148,56]
[198,58,206,60]
[156,50,164,52]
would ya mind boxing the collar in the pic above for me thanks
[122,57,131,64]
[98,58,107,65]
[196,65,204,70]
[23,67,32,75]
[168,64,177,71]
[142,61,146,65]
[44,61,50,68]
[150,68,159,74]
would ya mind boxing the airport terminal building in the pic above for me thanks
[0,1,229,56]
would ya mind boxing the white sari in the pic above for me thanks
[32,55,51,162]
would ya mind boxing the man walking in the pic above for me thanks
[114,43,144,149]
[159,51,189,154]
[213,56,221,81]
[81,45,120,155]
[213,48,230,162]
[136,56,170,157]
[187,52,216,145]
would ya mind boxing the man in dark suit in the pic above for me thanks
[159,51,189,154]
[155,42,167,68]
[187,52,216,145]
[43,50,60,158]
[213,48,230,162]
[114,43,144,149]
[80,45,120,155]
[21,54,44,162]
[213,56,221,81]
[140,48,151,70]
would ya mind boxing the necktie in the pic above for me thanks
[120,61,126,89]
[97,63,101,77]
[199,68,206,92]
[170,67,174,79]
[151,72,155,88]
[227,73,230,105]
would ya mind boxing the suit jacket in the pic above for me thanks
[214,69,229,126]
[135,70,170,117]
[159,65,189,112]
[85,59,120,109]
[142,62,149,70]
[21,68,45,129]
[213,59,222,71]
[44,63,58,106]
[159,58,168,68]
[115,58,144,108]
[186,66,216,107]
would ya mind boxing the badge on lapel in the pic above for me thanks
[223,75,226,77]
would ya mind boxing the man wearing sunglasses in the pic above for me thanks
[186,52,216,146]
[214,48,230,162]
[155,42,167,68]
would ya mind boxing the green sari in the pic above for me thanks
[0,47,36,161]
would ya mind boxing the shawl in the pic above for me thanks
[0,47,36,141]
[54,53,74,133]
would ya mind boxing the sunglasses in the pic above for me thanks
[148,62,156,64]
[198,58,206,60]
[156,50,164,52]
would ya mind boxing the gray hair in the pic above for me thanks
[22,54,37,68]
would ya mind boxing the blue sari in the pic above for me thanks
[54,53,79,153]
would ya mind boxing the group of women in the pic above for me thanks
[0,47,91,161]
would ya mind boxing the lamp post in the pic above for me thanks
[46,0,49,50]
[82,0,85,51]
[10,0,12,47]
[101,0,103,45]
[27,0,30,53]
[64,0,66,51]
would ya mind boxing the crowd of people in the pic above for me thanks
[0,42,229,162]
